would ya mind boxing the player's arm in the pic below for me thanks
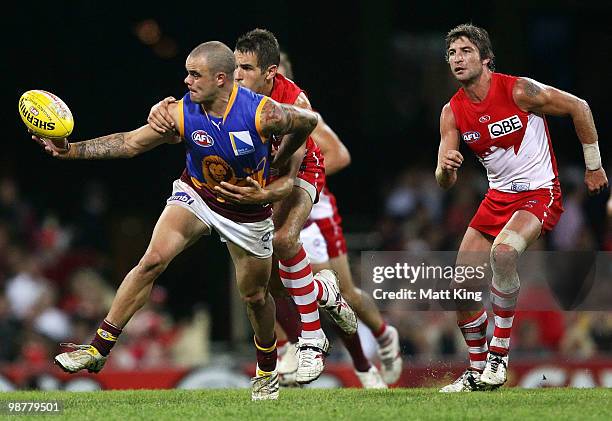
[259,98,318,168]
[513,77,607,194]
[33,103,182,159]
[292,92,350,175]
[214,148,304,204]
[435,103,463,190]
[311,116,350,175]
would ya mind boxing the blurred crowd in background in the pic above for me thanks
[1,157,610,372]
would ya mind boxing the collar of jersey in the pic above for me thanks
[202,83,238,126]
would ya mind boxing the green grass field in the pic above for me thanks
[1,388,610,420]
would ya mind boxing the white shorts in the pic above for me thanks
[300,222,329,264]
[166,179,274,258]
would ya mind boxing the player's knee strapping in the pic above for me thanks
[490,229,527,292]
[489,229,527,356]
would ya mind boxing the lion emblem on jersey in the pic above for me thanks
[202,155,237,188]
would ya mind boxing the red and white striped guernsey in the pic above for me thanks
[449,73,560,193]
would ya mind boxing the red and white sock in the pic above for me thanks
[279,247,324,339]
[458,309,489,372]
[313,277,329,303]
[489,285,519,356]
[374,322,392,347]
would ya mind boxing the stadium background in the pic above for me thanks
[1,0,611,389]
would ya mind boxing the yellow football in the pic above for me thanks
[18,90,74,139]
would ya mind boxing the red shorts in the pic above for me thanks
[270,139,325,204]
[469,186,564,237]
[314,216,348,259]
[295,143,325,204]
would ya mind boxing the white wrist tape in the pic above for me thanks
[582,142,602,171]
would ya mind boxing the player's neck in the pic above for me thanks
[202,83,235,117]
[262,79,274,97]
[462,70,492,103]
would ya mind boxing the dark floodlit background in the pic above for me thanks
[1,0,610,388]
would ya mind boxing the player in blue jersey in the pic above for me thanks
[31,41,318,401]
[148,30,359,386]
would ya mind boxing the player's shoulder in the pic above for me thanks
[275,72,301,90]
[493,72,524,92]
[271,73,304,104]
[441,101,452,114]
[293,91,312,109]
[494,72,519,82]
[511,76,541,92]
[440,102,457,125]
[442,96,460,120]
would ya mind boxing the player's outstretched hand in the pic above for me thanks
[148,96,177,134]
[584,167,608,196]
[440,150,464,171]
[31,133,70,157]
[214,177,268,205]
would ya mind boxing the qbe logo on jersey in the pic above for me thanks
[488,115,523,139]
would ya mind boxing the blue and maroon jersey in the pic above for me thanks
[177,83,271,222]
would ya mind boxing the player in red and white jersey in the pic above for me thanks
[278,53,402,388]
[147,29,358,386]
[436,24,608,392]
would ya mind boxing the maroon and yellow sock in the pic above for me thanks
[255,336,277,373]
[90,319,122,357]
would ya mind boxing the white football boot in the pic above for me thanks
[480,353,509,389]
[295,336,330,384]
[251,365,280,401]
[278,342,299,387]
[439,369,485,392]
[315,270,358,335]
[355,366,388,389]
[54,343,107,373]
[377,325,403,384]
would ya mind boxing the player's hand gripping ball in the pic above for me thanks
[18,90,74,138]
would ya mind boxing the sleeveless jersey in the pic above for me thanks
[449,72,559,193]
[178,83,271,222]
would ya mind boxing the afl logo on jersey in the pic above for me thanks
[479,115,491,123]
[191,130,214,147]
[462,131,481,143]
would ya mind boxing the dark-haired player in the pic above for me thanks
[437,23,607,392]
[276,51,402,388]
